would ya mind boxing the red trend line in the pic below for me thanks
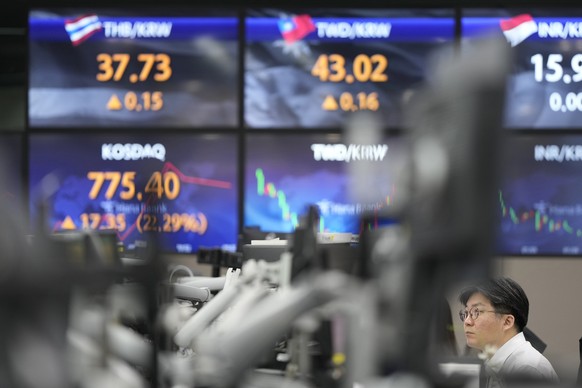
[117,219,138,242]
[162,161,232,189]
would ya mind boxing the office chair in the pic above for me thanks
[523,327,547,354]
[577,336,582,386]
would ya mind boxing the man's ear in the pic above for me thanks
[502,314,516,331]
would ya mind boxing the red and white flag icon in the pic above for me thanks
[65,14,102,46]
[499,14,538,47]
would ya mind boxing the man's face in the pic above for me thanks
[463,292,506,351]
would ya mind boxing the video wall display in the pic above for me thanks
[462,9,582,129]
[28,133,238,254]
[498,135,582,256]
[244,8,455,129]
[15,6,582,258]
[244,132,405,234]
[28,9,239,128]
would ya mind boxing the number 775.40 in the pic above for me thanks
[86,171,180,200]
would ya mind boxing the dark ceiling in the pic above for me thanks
[0,3,25,28]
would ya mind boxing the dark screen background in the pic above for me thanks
[0,133,24,217]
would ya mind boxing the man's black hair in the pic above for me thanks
[459,277,529,332]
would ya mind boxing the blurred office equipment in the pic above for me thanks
[347,37,511,384]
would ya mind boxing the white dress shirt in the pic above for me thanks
[484,331,559,388]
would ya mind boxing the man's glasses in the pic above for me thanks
[458,306,497,322]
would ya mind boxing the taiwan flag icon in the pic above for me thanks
[278,14,316,44]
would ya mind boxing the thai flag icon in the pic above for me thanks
[277,14,316,44]
[64,14,102,46]
[499,14,538,47]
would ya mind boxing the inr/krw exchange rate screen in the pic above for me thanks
[462,9,582,129]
